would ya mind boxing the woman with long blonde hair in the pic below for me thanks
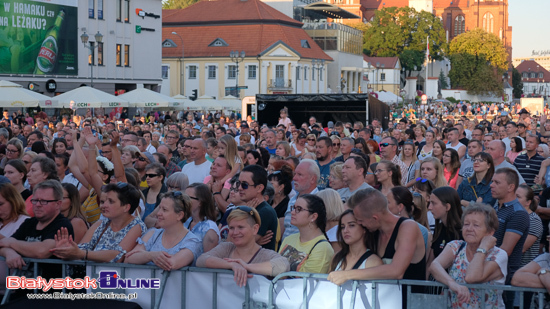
[217,135,244,183]
[419,157,448,188]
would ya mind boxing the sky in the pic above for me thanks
[506,0,549,58]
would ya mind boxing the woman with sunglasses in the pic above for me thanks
[329,209,382,272]
[442,149,460,189]
[457,152,496,207]
[184,183,220,254]
[142,162,167,221]
[374,160,401,197]
[51,182,147,263]
[306,134,317,153]
[279,194,334,273]
[330,135,342,160]
[127,191,202,270]
[291,132,307,158]
[197,206,289,287]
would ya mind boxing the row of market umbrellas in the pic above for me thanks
[0,80,241,111]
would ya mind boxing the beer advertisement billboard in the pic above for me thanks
[0,0,78,75]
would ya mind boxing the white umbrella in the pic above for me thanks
[221,95,241,111]
[171,94,187,109]
[118,88,178,108]
[197,95,222,111]
[54,86,128,109]
[0,80,58,108]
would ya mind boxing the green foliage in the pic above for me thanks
[162,0,200,9]
[449,53,504,96]
[512,67,523,99]
[363,7,447,60]
[399,50,425,75]
[439,69,449,90]
[448,28,508,96]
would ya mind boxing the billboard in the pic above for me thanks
[0,0,78,75]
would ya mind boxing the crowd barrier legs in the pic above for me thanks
[1,258,548,309]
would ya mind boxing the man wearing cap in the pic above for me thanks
[518,108,531,123]
[327,121,334,133]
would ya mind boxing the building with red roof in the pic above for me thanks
[161,0,332,100]
[516,60,550,97]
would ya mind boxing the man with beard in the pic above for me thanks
[315,136,335,190]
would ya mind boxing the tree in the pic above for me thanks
[362,7,447,86]
[448,28,508,96]
[439,69,449,90]
[512,67,523,98]
[162,0,200,9]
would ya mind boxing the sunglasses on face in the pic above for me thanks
[235,181,256,190]
[145,173,160,178]
[379,143,395,148]
[415,177,429,183]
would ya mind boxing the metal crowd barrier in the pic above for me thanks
[1,258,548,309]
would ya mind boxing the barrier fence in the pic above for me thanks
[1,258,548,309]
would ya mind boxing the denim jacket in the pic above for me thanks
[457,177,496,206]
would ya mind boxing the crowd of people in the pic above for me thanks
[2,105,550,308]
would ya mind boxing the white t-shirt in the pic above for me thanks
[62,173,82,190]
[181,160,213,184]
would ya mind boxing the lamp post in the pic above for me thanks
[172,32,184,96]
[312,59,325,94]
[230,50,245,98]
[80,31,103,88]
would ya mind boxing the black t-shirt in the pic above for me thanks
[12,214,74,280]
[20,189,31,201]
[431,224,462,259]
[273,196,290,218]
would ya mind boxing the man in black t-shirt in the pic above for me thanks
[0,180,73,273]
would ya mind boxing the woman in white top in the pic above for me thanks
[329,209,382,271]
[418,130,435,161]
[291,132,308,158]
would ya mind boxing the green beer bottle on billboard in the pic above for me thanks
[34,9,65,75]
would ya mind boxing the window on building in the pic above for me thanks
[248,65,256,79]
[88,42,95,65]
[162,65,169,79]
[116,44,121,66]
[454,15,465,37]
[208,66,216,79]
[89,0,94,18]
[380,73,386,81]
[483,13,493,33]
[540,73,544,78]
[531,73,536,78]
[296,66,301,80]
[98,0,103,19]
[116,0,121,22]
[189,65,197,79]
[124,45,130,66]
[522,72,528,78]
[304,67,308,80]
[98,42,103,65]
[228,65,236,79]
[124,0,130,23]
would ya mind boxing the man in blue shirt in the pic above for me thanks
[264,130,277,154]
[315,136,335,190]
[491,168,530,309]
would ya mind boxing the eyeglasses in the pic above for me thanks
[472,158,487,163]
[333,143,340,146]
[290,205,313,214]
[166,190,183,198]
[374,169,387,174]
[165,136,178,140]
[138,156,147,162]
[415,177,429,183]
[6,148,19,154]
[235,181,257,190]
[308,139,315,141]
[145,173,160,178]
[31,199,59,205]
[379,143,395,148]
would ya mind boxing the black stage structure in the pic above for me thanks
[256,94,390,129]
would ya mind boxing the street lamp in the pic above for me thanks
[171,32,184,96]
[230,50,245,98]
[80,31,103,87]
[312,59,325,94]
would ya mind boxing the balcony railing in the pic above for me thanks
[269,79,293,89]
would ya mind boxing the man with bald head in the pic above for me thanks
[486,140,525,184]
[282,159,320,240]
[181,138,212,184]
[327,188,426,303]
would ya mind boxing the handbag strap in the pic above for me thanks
[92,221,111,251]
